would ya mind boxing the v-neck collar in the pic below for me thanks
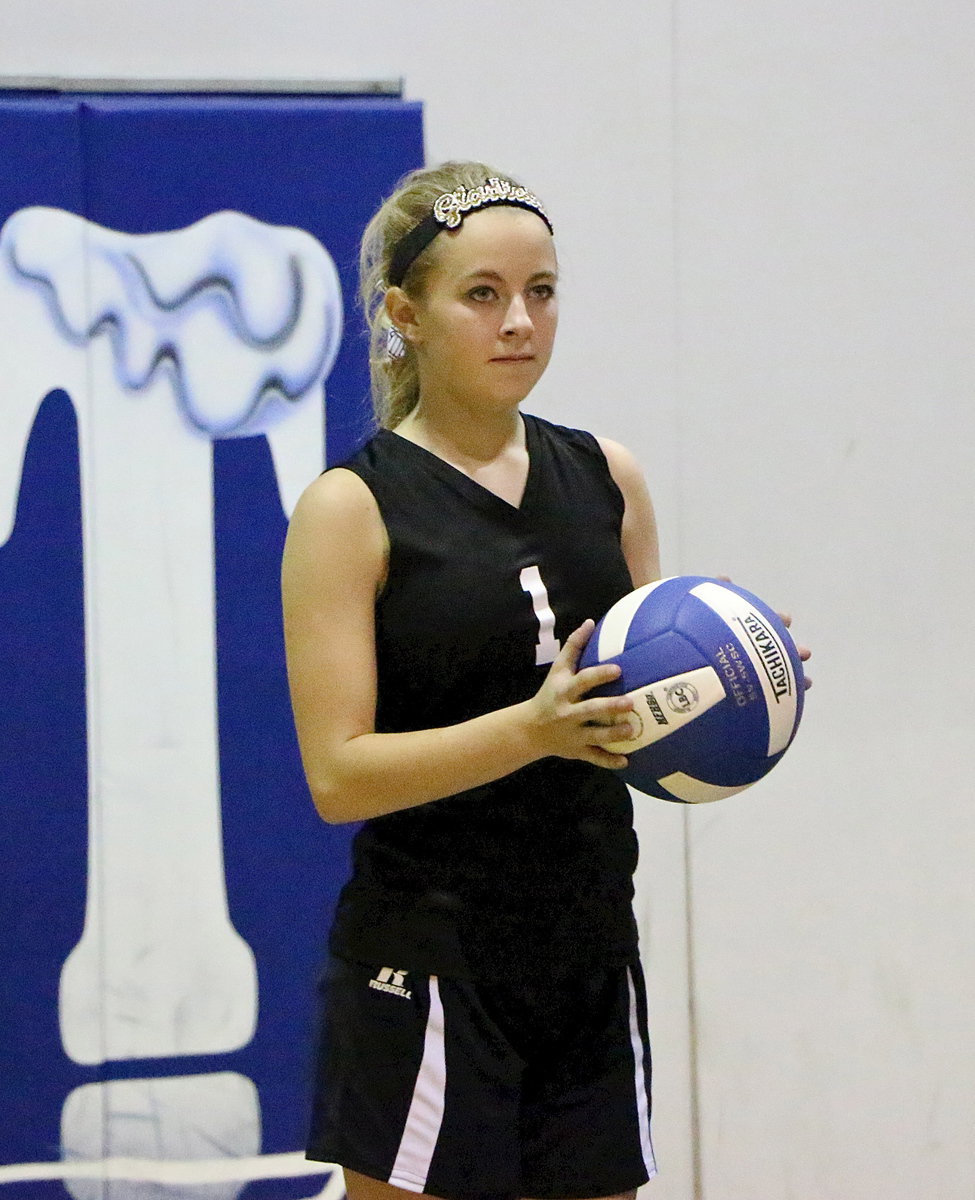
[382,413,539,515]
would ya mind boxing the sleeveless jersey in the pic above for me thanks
[327,413,639,982]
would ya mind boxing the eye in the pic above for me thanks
[467,284,497,302]
[530,282,556,300]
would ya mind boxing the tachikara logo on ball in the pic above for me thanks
[740,611,793,701]
[581,576,805,804]
[689,582,797,756]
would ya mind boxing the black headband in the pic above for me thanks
[386,178,553,288]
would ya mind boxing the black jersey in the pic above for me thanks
[328,413,639,982]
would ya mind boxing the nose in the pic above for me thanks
[500,293,533,338]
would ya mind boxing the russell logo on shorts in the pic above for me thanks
[369,967,413,999]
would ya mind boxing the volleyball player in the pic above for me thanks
[283,161,663,1200]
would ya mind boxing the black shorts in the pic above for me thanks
[306,955,656,1200]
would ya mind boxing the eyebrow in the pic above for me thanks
[461,269,558,283]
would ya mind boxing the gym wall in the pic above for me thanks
[1,2,973,1197]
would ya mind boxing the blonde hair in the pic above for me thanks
[359,160,536,429]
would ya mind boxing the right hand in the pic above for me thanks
[525,620,639,768]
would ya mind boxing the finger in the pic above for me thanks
[586,725,641,751]
[556,619,596,672]
[796,644,811,661]
[582,746,630,770]
[778,611,793,628]
[583,705,637,729]
[569,660,623,698]
[577,692,634,719]
[578,695,636,729]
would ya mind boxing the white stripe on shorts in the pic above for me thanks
[388,976,447,1193]
[627,967,657,1179]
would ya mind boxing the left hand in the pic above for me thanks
[716,575,812,690]
[778,610,812,690]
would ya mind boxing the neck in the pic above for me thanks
[396,397,525,464]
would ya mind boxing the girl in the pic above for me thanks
[283,162,661,1200]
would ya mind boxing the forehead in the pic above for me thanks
[430,205,558,277]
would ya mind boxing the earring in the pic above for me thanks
[385,327,407,360]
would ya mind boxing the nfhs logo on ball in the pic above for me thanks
[580,576,805,804]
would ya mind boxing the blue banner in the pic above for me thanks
[0,92,423,1199]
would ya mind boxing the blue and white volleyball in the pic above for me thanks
[580,576,805,803]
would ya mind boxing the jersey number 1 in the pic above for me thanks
[519,565,561,666]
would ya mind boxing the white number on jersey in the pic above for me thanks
[519,565,561,666]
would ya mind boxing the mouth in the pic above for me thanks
[490,354,535,363]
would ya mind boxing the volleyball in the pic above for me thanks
[580,576,805,803]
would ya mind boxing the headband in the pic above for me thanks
[386,177,553,288]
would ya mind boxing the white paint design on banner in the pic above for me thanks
[61,1074,261,1200]
[0,1151,342,1195]
[0,207,343,1196]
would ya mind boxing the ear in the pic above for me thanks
[384,287,423,346]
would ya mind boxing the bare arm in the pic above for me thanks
[597,436,661,587]
[281,468,638,824]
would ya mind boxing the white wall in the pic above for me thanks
[2,2,973,1196]
[672,5,975,1197]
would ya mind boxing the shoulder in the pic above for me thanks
[526,415,633,518]
[524,416,644,481]
[526,415,647,489]
[526,412,600,453]
[284,465,388,592]
[527,415,635,473]
[290,426,393,528]
[291,465,381,530]
[526,414,619,483]
[594,436,654,516]
[595,436,646,489]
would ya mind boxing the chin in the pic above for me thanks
[495,374,546,405]
[495,384,539,408]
